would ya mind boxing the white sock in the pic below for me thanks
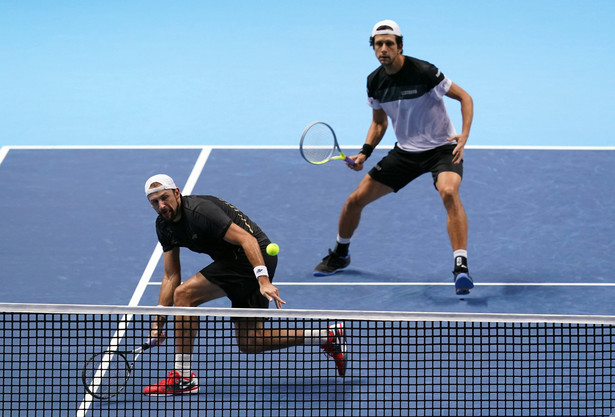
[174,353,193,379]
[453,249,468,259]
[303,329,329,346]
[336,234,351,245]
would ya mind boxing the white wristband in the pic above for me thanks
[253,265,269,279]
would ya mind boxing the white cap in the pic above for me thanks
[144,174,178,196]
[371,19,402,37]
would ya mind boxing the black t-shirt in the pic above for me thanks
[155,195,268,260]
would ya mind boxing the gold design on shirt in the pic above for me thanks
[217,198,254,234]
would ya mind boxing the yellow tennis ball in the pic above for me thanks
[266,243,279,256]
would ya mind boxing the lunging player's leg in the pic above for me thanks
[234,319,306,353]
[234,319,347,376]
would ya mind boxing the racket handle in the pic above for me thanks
[143,332,166,349]
[344,156,356,166]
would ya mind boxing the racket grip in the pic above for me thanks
[344,156,356,166]
[144,332,166,349]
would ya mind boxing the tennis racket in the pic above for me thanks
[81,333,164,399]
[300,121,355,166]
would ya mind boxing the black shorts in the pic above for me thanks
[200,245,277,322]
[368,144,463,192]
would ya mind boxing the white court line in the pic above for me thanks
[275,282,615,287]
[2,144,615,150]
[76,147,211,417]
[146,281,615,287]
[0,146,9,165]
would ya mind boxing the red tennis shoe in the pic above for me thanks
[143,370,199,396]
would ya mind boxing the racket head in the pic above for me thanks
[81,350,132,400]
[299,121,337,164]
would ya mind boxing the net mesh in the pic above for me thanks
[1,303,614,416]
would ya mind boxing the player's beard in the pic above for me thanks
[159,206,178,221]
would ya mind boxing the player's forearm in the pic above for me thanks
[244,241,268,277]
[366,120,387,147]
[225,223,270,279]
[152,274,179,331]
[459,95,474,138]
[158,273,180,306]
[447,83,473,139]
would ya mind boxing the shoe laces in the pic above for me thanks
[164,370,194,384]
[158,371,181,385]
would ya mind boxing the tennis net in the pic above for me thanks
[1,303,614,416]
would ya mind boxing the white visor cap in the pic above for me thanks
[371,19,402,37]
[145,174,178,196]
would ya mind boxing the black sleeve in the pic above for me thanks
[418,60,445,89]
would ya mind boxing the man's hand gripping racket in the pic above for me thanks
[81,332,165,400]
[300,121,355,167]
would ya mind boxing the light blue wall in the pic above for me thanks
[1,1,613,147]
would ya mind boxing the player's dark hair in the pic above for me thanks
[369,25,403,49]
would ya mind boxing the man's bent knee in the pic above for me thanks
[345,191,368,211]
[173,283,199,307]
[438,184,459,200]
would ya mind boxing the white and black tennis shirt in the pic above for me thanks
[367,55,456,151]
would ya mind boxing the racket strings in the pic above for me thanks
[301,123,336,164]
[83,353,131,398]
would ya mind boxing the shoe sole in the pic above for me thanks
[455,273,474,295]
[143,388,200,396]
[312,262,350,277]
[313,267,349,277]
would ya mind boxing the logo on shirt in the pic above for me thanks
[401,89,418,96]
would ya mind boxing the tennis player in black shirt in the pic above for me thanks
[143,174,346,396]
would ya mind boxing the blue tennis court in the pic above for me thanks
[1,146,613,313]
